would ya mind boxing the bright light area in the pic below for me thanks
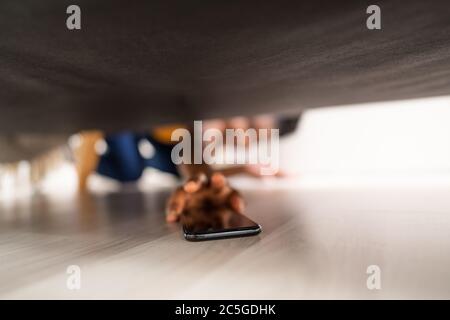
[280,95,450,187]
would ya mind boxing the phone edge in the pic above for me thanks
[184,224,262,241]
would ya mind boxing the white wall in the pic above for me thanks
[280,96,450,185]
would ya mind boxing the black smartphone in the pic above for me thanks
[182,207,261,241]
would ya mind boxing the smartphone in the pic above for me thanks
[182,207,261,241]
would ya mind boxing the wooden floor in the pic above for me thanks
[1,183,450,299]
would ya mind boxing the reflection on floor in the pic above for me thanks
[1,182,450,299]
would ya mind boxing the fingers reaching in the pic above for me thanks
[166,187,186,222]
[166,172,245,224]
[228,190,245,214]
[210,172,227,191]
[183,173,207,193]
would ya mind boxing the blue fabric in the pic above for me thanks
[97,132,179,182]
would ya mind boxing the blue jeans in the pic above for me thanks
[97,132,179,182]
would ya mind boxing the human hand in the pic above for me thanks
[165,172,244,223]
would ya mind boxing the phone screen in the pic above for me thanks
[182,207,261,240]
